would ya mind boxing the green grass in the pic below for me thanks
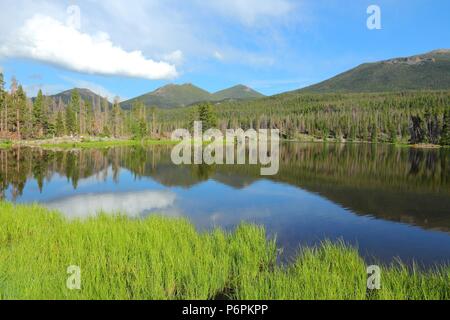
[0,202,448,300]
[0,140,13,149]
[38,139,178,149]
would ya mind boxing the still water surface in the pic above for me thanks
[1,143,449,266]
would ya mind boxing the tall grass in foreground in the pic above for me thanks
[0,202,448,300]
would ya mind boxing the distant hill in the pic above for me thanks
[299,49,450,93]
[212,84,264,101]
[121,84,210,109]
[121,83,264,109]
[46,88,110,106]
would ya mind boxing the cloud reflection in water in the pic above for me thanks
[45,190,176,218]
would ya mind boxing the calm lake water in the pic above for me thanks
[1,143,449,266]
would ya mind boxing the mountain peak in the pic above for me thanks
[212,84,264,101]
[72,88,98,95]
[230,84,253,91]
[41,87,112,106]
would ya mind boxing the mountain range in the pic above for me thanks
[299,49,450,93]
[120,83,265,109]
[45,49,450,108]
[46,84,264,109]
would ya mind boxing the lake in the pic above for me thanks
[1,143,449,266]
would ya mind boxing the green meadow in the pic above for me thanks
[0,201,448,300]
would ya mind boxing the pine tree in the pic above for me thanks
[388,121,397,143]
[198,103,217,131]
[41,96,50,136]
[370,123,379,143]
[440,109,450,146]
[131,101,147,139]
[33,89,44,137]
[15,85,28,139]
[66,90,79,136]
[55,110,65,136]
[409,115,425,144]
[85,99,93,135]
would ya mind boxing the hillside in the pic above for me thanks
[121,83,264,109]
[299,49,450,93]
[121,84,211,110]
[47,88,109,105]
[212,84,264,101]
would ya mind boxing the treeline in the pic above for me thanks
[159,90,450,145]
[1,72,449,145]
[0,74,158,140]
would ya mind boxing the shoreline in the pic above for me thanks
[0,137,178,149]
[0,136,446,149]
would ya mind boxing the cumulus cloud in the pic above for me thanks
[45,190,177,218]
[0,0,304,86]
[0,14,178,80]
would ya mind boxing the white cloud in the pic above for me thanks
[0,14,178,80]
[0,0,304,83]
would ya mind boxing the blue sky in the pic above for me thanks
[0,0,449,100]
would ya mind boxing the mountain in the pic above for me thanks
[121,83,264,109]
[46,88,109,105]
[299,49,450,93]
[212,84,264,101]
[120,83,210,109]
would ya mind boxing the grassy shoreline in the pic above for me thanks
[0,137,178,149]
[0,136,446,150]
[0,202,448,300]
[0,141,13,149]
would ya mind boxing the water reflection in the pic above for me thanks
[0,143,449,265]
[46,190,177,218]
